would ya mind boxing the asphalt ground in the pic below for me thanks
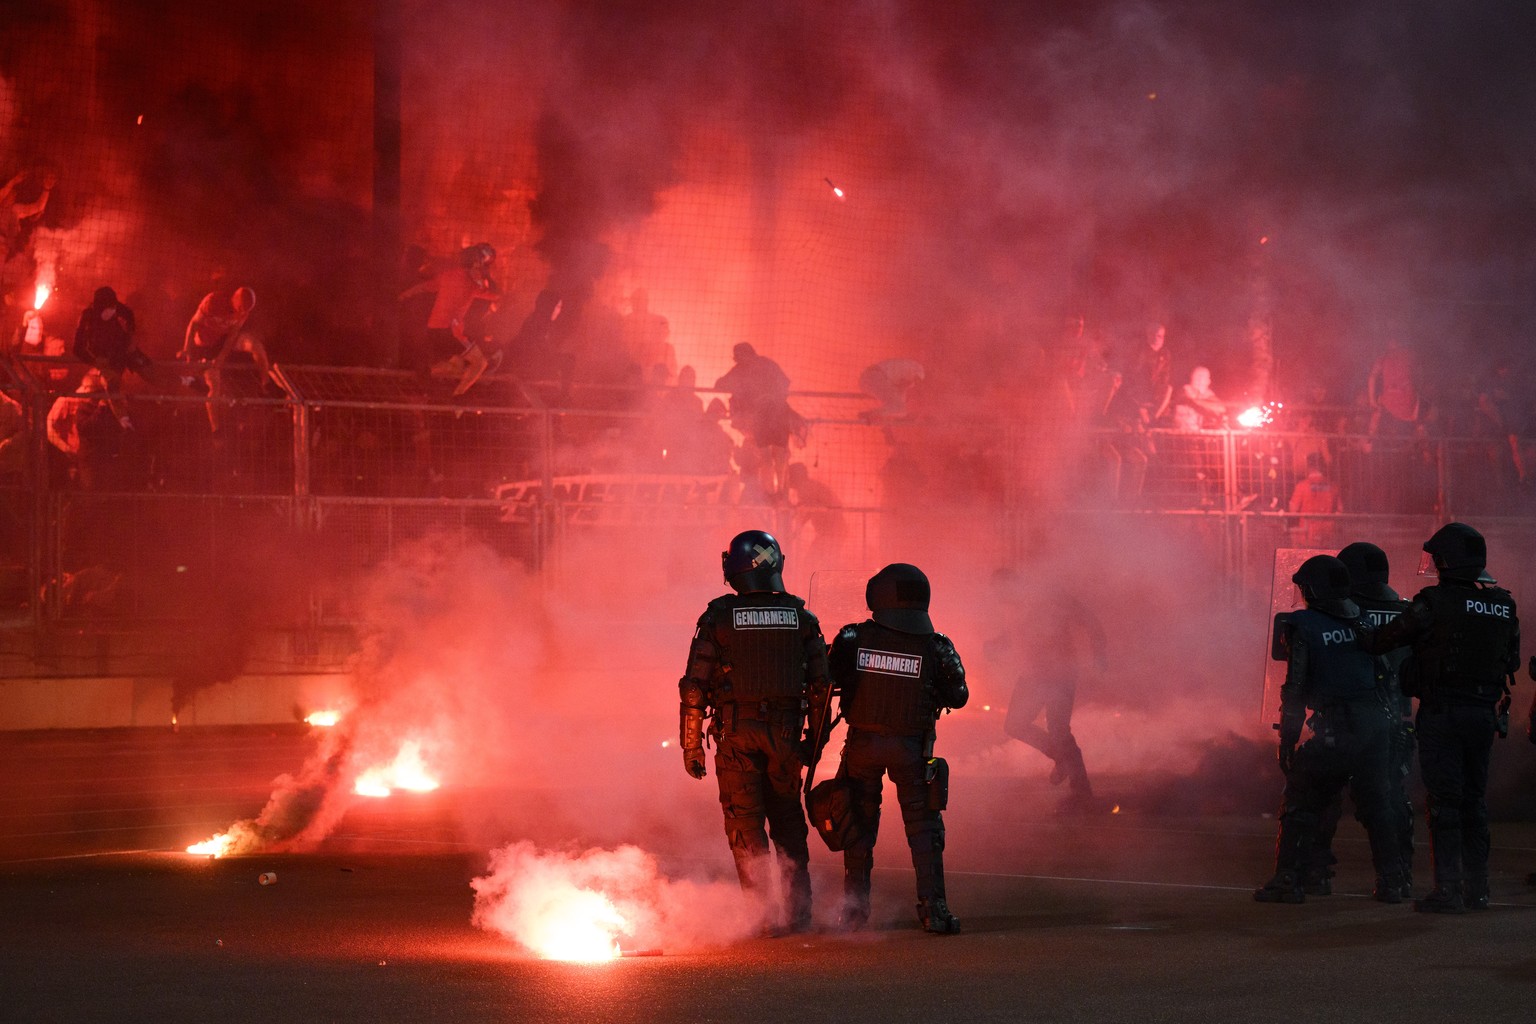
[2,728,1534,1024]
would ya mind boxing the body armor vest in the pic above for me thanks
[1412,583,1518,705]
[1291,608,1377,703]
[706,592,819,703]
[838,621,940,735]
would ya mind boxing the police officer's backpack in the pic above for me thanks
[807,776,863,851]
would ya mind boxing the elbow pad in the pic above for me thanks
[934,633,969,710]
[679,676,709,711]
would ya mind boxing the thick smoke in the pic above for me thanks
[11,0,1534,916]
[471,842,757,957]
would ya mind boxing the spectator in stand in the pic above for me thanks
[1101,367,1151,507]
[45,368,129,489]
[1173,366,1229,432]
[1287,452,1342,547]
[73,287,152,431]
[0,169,54,260]
[1472,359,1527,494]
[650,365,733,475]
[178,285,275,435]
[398,243,503,397]
[857,358,925,422]
[784,461,847,571]
[0,380,27,477]
[621,289,676,384]
[715,343,801,499]
[1173,366,1229,508]
[1367,339,1422,438]
[1122,322,1173,428]
[1364,339,1426,513]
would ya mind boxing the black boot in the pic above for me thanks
[1299,868,1333,897]
[1463,877,1489,912]
[916,897,960,934]
[1413,887,1465,914]
[1254,869,1305,904]
[841,868,871,931]
[784,858,813,933]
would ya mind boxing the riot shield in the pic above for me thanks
[808,569,876,636]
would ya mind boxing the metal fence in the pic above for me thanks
[3,355,1535,675]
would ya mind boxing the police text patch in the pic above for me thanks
[857,648,922,677]
[733,607,800,629]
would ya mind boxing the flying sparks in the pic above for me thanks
[1236,402,1282,429]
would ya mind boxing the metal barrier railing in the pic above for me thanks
[2,355,1534,662]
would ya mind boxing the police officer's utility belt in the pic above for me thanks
[718,699,802,722]
[1419,691,1500,712]
[846,722,928,738]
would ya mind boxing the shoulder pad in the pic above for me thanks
[839,625,859,641]
[932,631,956,650]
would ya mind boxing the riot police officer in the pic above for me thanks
[1362,523,1521,913]
[811,563,968,933]
[1255,555,1405,904]
[678,529,829,933]
[1301,542,1416,897]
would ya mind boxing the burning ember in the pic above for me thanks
[1236,402,1282,429]
[353,740,440,797]
[823,176,846,200]
[305,710,341,728]
[186,821,261,858]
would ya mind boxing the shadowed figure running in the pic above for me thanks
[993,571,1107,814]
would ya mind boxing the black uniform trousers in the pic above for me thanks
[1004,674,1088,794]
[1307,718,1416,885]
[842,729,944,900]
[711,714,812,919]
[1277,700,1402,886]
[1415,701,1496,890]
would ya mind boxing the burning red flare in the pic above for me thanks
[304,709,341,728]
[353,740,440,797]
[32,282,50,311]
[1236,402,1282,429]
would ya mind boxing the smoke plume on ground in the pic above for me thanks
[471,841,757,958]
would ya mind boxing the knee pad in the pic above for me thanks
[724,815,769,855]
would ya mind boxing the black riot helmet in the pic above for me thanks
[1420,522,1495,583]
[721,529,784,593]
[1337,541,1395,601]
[866,563,934,634]
[1292,555,1358,618]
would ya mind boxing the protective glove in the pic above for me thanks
[679,704,707,778]
[1276,708,1303,775]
